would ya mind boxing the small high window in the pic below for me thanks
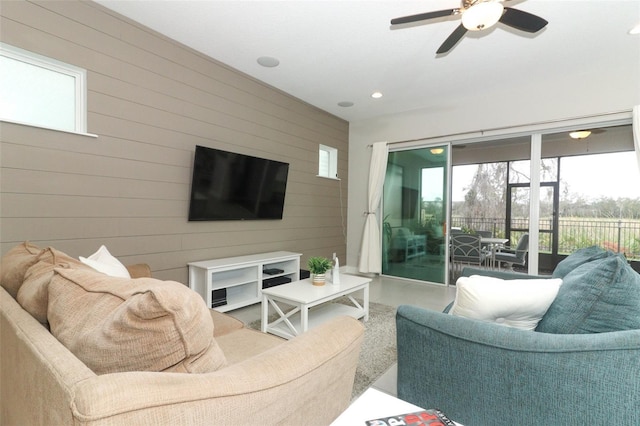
[0,43,87,133]
[318,144,338,179]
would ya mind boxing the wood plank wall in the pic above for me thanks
[0,0,349,283]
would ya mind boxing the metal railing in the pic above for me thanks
[450,216,640,260]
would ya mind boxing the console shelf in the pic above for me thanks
[188,251,301,312]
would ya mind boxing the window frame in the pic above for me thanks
[318,144,339,179]
[0,43,88,134]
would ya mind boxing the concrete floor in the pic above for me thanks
[226,274,457,397]
[227,273,455,324]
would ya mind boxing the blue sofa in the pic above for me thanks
[396,247,640,426]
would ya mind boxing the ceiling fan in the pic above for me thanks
[391,0,548,54]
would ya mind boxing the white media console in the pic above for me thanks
[188,251,301,312]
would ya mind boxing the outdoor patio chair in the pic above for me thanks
[451,234,488,278]
[494,233,529,270]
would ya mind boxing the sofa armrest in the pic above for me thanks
[396,305,640,426]
[126,263,152,278]
[71,316,365,425]
[1,287,97,426]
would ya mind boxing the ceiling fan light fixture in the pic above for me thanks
[569,130,592,140]
[462,1,504,31]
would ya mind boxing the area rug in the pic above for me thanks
[247,299,397,400]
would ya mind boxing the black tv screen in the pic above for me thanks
[188,145,289,221]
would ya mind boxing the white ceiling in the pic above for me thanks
[96,0,640,123]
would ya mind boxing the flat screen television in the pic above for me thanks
[188,145,289,221]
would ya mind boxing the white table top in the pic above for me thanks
[187,251,301,269]
[480,237,508,245]
[331,388,462,426]
[261,274,370,304]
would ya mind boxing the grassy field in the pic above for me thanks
[555,217,640,260]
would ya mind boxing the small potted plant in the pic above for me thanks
[307,256,333,286]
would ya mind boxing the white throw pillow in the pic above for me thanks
[79,245,131,278]
[450,275,562,330]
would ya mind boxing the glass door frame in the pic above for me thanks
[376,112,631,281]
[506,181,559,268]
[380,143,453,286]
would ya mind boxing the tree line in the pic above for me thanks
[452,163,640,220]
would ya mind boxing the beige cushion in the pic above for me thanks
[17,248,90,324]
[215,327,284,365]
[48,268,227,374]
[0,241,43,298]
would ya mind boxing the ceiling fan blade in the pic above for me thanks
[436,24,468,54]
[499,7,548,33]
[391,9,458,26]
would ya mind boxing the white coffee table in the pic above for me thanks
[331,388,463,426]
[261,274,370,339]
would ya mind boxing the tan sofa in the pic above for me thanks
[0,243,364,425]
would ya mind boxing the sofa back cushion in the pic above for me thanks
[537,255,640,334]
[48,267,227,374]
[17,247,91,324]
[551,245,616,279]
[0,241,43,298]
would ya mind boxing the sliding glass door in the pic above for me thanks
[379,122,637,282]
[382,146,449,284]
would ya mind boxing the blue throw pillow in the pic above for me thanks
[551,246,616,279]
[537,255,640,334]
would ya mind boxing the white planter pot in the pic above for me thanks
[312,273,326,286]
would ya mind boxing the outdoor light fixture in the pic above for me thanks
[569,130,592,140]
[462,1,505,31]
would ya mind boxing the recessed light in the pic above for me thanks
[337,101,354,107]
[257,56,280,67]
[371,91,383,99]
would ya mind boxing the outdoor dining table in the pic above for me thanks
[481,237,509,269]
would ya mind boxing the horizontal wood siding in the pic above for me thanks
[0,0,349,283]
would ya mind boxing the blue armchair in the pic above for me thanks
[396,262,640,426]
